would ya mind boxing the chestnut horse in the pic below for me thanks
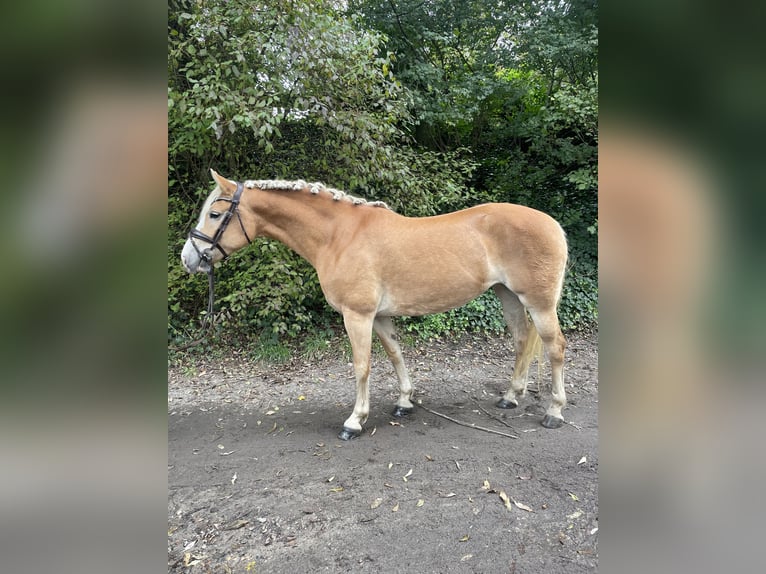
[182,170,568,440]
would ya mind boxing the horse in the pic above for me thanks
[181,170,569,440]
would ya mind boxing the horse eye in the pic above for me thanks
[209,211,221,220]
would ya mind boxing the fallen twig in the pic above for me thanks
[469,396,520,432]
[415,403,519,439]
[564,420,583,431]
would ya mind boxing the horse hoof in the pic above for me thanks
[392,405,414,418]
[541,414,564,429]
[496,398,518,409]
[338,427,361,441]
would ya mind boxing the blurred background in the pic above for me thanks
[0,1,166,574]
[600,1,766,572]
[0,0,763,573]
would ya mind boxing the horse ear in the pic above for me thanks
[210,169,237,193]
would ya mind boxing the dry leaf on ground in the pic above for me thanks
[510,497,535,512]
[498,491,513,510]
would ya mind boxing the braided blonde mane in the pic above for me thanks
[244,179,389,210]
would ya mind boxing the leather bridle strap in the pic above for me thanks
[188,180,251,262]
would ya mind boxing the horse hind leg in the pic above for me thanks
[493,285,540,409]
[528,306,567,429]
[373,316,414,418]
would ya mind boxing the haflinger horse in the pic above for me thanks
[182,170,569,440]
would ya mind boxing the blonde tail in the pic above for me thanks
[516,319,544,385]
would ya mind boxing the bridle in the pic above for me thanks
[188,180,252,264]
[172,181,252,351]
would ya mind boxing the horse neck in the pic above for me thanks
[244,189,340,266]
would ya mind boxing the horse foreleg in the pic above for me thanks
[373,316,414,417]
[338,310,374,440]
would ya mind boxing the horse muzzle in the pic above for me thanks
[181,238,212,274]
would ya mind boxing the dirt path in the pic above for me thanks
[168,332,598,573]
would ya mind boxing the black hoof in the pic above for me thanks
[541,414,564,429]
[496,398,518,409]
[392,405,414,418]
[337,427,362,440]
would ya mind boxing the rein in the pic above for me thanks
[171,181,251,352]
[170,268,216,352]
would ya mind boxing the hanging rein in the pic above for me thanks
[172,181,251,351]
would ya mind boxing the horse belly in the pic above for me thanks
[377,260,493,317]
[378,289,483,317]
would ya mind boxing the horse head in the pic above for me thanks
[181,170,253,274]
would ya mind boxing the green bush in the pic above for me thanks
[397,292,506,341]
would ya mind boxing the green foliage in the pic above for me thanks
[168,0,598,349]
[397,292,506,341]
[215,241,322,338]
[169,0,411,187]
[559,271,598,332]
[247,332,292,364]
[300,328,336,361]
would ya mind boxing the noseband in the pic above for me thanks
[188,180,252,263]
